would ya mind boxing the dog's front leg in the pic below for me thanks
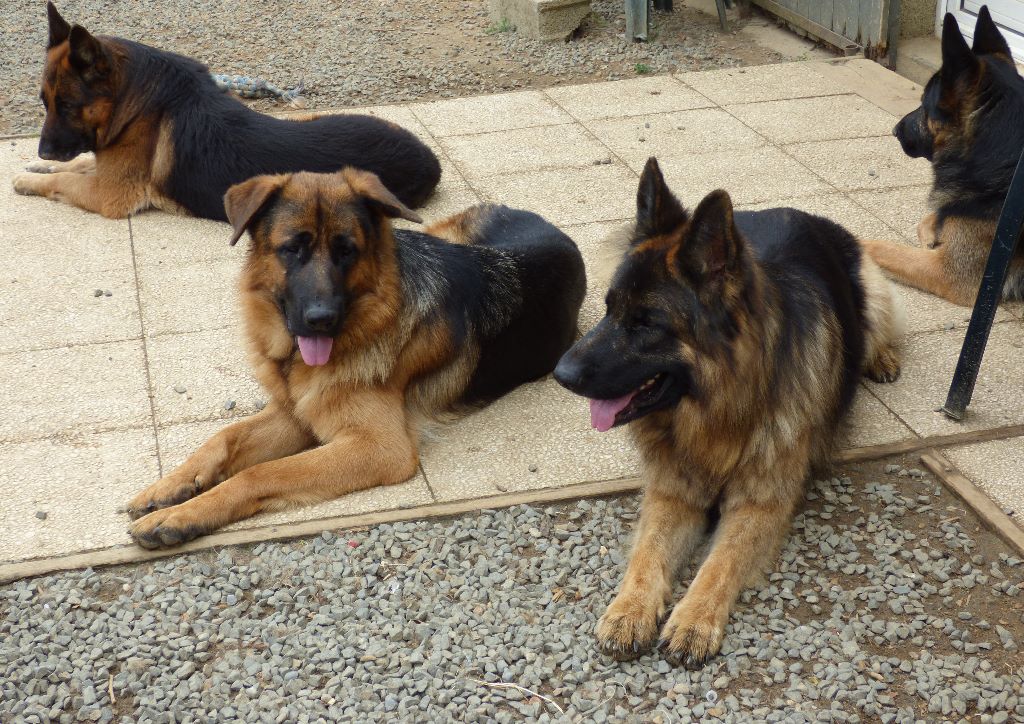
[596,483,707,659]
[12,169,146,218]
[860,239,975,306]
[24,154,97,175]
[659,488,800,668]
[128,398,418,548]
[126,403,314,518]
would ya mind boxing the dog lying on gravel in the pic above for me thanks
[12,3,441,221]
[125,169,586,547]
[554,157,903,667]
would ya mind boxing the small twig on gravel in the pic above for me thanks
[469,678,564,715]
[107,673,116,705]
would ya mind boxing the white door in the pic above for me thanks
[942,1,1024,62]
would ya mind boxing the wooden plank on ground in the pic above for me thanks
[921,450,1024,557]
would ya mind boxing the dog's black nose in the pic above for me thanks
[553,354,588,393]
[303,304,339,331]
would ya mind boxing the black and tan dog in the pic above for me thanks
[554,158,903,667]
[12,3,441,221]
[124,169,586,547]
[863,7,1024,306]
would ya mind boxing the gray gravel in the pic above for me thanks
[1,0,779,136]
[2,460,1024,722]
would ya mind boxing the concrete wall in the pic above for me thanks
[900,0,937,39]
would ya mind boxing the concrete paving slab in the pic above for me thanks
[545,76,713,121]
[130,212,234,266]
[563,220,630,332]
[678,61,838,105]
[137,256,244,338]
[784,136,933,192]
[421,377,639,502]
[0,267,140,355]
[656,147,831,206]
[849,185,932,241]
[944,437,1024,522]
[726,95,897,144]
[868,322,1024,438]
[0,341,150,444]
[813,58,923,118]
[410,90,573,137]
[146,327,262,427]
[156,419,434,532]
[439,124,609,178]
[469,163,637,225]
[584,107,766,172]
[842,388,918,448]
[0,429,160,564]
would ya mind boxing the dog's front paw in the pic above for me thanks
[128,503,213,549]
[658,601,725,669]
[595,594,663,660]
[12,173,44,196]
[24,161,56,174]
[865,346,901,384]
[125,473,208,520]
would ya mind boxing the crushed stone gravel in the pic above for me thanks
[2,459,1023,722]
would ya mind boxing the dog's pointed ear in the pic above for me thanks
[68,25,108,76]
[47,2,71,48]
[340,168,422,223]
[972,6,1013,59]
[940,13,979,86]
[224,175,289,246]
[635,157,687,240]
[680,190,741,282]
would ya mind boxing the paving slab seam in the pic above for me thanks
[0,421,157,448]
[0,334,145,358]
[404,106,479,197]
[536,90,645,180]
[860,382,918,444]
[126,214,166,477]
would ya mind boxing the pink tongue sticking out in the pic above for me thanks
[296,336,334,366]
[589,392,637,432]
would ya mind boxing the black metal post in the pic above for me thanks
[653,0,673,10]
[942,148,1024,420]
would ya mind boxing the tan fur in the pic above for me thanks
[595,213,904,666]
[861,213,1006,307]
[125,171,481,548]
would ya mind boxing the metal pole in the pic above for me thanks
[625,0,648,41]
[942,148,1024,420]
[653,0,673,11]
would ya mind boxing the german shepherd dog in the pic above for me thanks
[554,158,903,666]
[124,169,586,548]
[12,3,441,221]
[863,7,1024,306]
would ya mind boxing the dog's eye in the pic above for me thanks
[332,235,356,259]
[631,310,654,329]
[278,232,311,258]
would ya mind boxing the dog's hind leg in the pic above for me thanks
[128,392,419,548]
[860,239,977,307]
[125,403,315,519]
[596,482,708,660]
[858,255,904,383]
